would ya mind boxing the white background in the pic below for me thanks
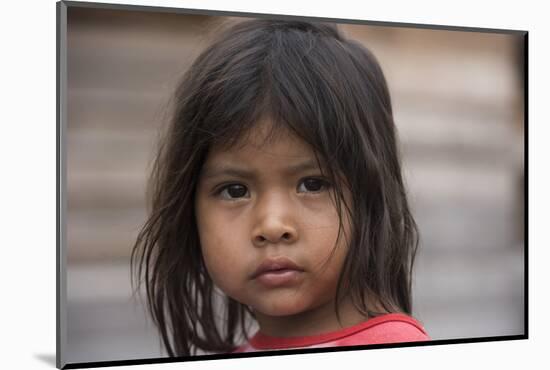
[0,0,545,369]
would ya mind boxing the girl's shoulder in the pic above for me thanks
[234,313,430,353]
[331,313,430,347]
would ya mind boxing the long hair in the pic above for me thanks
[131,18,419,356]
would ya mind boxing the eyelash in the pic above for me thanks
[213,177,331,200]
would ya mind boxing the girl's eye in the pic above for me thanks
[297,178,330,193]
[218,184,250,200]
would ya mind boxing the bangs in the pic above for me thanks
[189,20,367,177]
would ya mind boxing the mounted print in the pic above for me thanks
[57,1,527,368]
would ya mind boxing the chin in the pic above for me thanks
[253,300,309,317]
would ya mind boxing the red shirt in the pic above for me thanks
[234,313,429,352]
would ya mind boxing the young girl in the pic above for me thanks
[132,18,429,356]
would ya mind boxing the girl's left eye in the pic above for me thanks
[297,178,330,193]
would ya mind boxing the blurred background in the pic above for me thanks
[65,6,525,364]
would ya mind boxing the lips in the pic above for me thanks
[251,257,304,287]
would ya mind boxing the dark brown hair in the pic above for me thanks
[132,18,419,357]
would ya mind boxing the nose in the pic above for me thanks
[251,192,299,247]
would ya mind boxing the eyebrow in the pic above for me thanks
[200,159,322,180]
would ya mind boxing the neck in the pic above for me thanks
[253,295,369,338]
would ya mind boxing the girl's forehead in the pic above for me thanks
[209,121,315,162]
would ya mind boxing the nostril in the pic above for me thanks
[253,231,296,246]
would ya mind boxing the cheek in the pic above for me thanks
[311,228,348,278]
[195,203,248,292]
[303,201,351,280]
[304,203,348,252]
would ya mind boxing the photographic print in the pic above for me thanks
[57,1,527,368]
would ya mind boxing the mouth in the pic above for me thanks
[251,257,304,287]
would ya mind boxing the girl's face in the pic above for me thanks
[195,121,354,334]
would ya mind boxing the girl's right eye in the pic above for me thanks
[217,184,250,200]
